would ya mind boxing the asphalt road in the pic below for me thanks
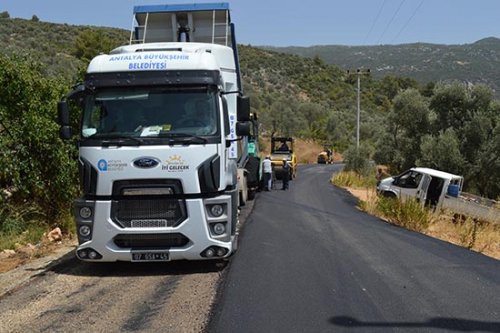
[207,164,500,333]
[1,164,499,333]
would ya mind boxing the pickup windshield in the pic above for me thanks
[81,86,219,140]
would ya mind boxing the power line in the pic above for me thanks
[392,0,425,43]
[363,0,388,45]
[377,0,407,45]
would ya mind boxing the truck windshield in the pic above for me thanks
[81,86,219,139]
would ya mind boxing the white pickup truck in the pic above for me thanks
[377,167,500,224]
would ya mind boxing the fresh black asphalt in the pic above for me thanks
[207,164,500,333]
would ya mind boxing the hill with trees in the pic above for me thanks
[264,37,500,97]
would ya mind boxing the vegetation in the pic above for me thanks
[264,37,500,98]
[0,19,129,249]
[374,81,500,198]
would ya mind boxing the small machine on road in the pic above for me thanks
[270,136,297,181]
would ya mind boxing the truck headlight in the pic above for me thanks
[213,222,226,235]
[210,204,224,217]
[79,207,92,219]
[79,225,92,237]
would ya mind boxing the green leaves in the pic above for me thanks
[73,29,117,62]
[0,53,78,224]
[375,81,500,199]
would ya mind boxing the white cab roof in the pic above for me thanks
[412,167,463,180]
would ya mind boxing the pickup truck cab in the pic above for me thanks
[377,167,463,208]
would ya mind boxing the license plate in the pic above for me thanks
[131,251,170,262]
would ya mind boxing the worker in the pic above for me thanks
[262,156,272,191]
[282,158,290,190]
[375,168,383,187]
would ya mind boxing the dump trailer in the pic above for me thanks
[270,136,297,180]
[57,3,256,262]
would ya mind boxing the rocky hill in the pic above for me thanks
[264,37,500,96]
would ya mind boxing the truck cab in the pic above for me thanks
[58,3,254,262]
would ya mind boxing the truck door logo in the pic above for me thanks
[162,155,189,172]
[133,157,160,169]
[97,159,108,171]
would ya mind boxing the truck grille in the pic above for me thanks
[111,198,187,228]
[113,233,190,249]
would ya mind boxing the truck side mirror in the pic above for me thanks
[58,101,72,140]
[58,101,70,126]
[236,121,250,136]
[237,95,250,122]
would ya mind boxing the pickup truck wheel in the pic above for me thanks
[383,191,397,198]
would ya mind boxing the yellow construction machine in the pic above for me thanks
[270,136,297,180]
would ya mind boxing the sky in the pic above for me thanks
[1,0,499,47]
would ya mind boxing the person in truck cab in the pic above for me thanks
[177,99,216,134]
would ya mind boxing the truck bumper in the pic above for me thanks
[73,191,238,262]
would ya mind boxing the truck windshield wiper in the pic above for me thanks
[99,136,144,146]
[158,133,208,145]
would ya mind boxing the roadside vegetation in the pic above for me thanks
[331,170,500,260]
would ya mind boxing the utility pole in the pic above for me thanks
[347,68,370,149]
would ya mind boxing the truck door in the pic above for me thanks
[417,174,431,206]
[393,170,423,201]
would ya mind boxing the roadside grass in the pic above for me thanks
[0,201,74,252]
[331,170,376,188]
[331,171,500,260]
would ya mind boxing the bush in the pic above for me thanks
[343,145,372,176]
[376,196,434,232]
[0,53,79,237]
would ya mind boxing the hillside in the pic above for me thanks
[0,17,128,82]
[264,37,500,96]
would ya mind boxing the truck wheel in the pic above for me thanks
[239,190,247,206]
[239,177,248,207]
[383,191,396,198]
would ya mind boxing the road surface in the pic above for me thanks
[1,164,499,333]
[208,164,500,333]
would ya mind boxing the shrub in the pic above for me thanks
[0,53,79,236]
[376,196,434,232]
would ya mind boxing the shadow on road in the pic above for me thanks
[40,251,227,278]
[329,316,500,332]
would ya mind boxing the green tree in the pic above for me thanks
[0,54,78,224]
[297,102,326,135]
[73,29,116,62]
[417,128,465,175]
[0,11,9,19]
[374,88,430,171]
[429,82,469,133]
[473,121,500,198]
[343,145,371,175]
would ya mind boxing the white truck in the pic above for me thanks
[57,3,258,261]
[377,167,500,223]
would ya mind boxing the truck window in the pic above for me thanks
[395,170,422,189]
